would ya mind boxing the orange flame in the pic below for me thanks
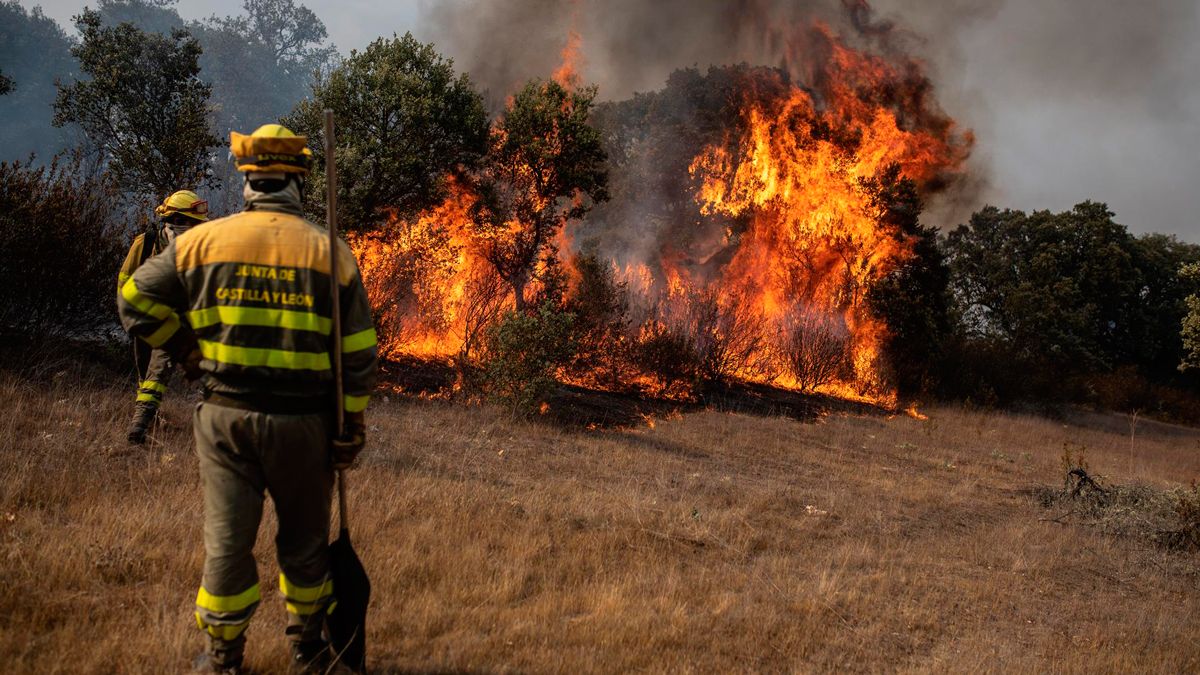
[351,21,968,408]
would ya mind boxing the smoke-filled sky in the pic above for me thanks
[26,0,1200,239]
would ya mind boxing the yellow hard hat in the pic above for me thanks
[230,123,313,174]
[155,189,209,221]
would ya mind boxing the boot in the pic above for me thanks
[193,635,245,674]
[191,652,243,675]
[126,403,158,444]
[289,640,331,674]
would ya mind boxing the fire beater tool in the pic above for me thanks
[324,108,371,672]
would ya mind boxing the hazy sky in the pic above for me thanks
[23,0,1200,239]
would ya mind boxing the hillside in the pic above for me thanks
[2,368,1200,673]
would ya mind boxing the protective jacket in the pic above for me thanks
[116,197,377,414]
[119,229,174,437]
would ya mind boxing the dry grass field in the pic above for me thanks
[3,363,1200,673]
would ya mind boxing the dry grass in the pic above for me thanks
[3,366,1200,673]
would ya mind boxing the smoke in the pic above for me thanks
[425,0,923,102]
[423,0,985,229]
[422,0,1200,236]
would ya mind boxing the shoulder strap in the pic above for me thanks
[140,224,161,266]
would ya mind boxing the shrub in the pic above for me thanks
[480,303,576,416]
[0,157,127,338]
[774,305,850,391]
[631,321,699,397]
[564,254,632,389]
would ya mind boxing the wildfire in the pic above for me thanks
[351,18,969,408]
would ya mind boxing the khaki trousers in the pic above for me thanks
[132,342,173,411]
[191,402,335,660]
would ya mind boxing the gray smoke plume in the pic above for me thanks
[422,0,1200,236]
[425,0,924,104]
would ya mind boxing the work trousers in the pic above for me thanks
[132,341,173,412]
[191,401,335,662]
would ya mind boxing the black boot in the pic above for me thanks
[289,640,332,674]
[126,403,158,444]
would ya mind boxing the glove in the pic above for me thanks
[179,347,203,381]
[331,411,366,470]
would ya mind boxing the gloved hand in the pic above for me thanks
[331,411,366,470]
[180,347,204,381]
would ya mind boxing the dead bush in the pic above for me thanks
[0,156,127,338]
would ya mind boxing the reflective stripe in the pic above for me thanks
[344,394,369,413]
[195,613,251,641]
[198,340,331,371]
[144,313,180,347]
[120,278,172,320]
[140,380,167,394]
[117,272,130,288]
[342,327,377,353]
[136,392,162,403]
[279,574,333,603]
[280,574,333,616]
[188,305,331,334]
[196,583,261,613]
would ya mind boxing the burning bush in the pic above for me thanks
[563,253,633,390]
[479,303,576,416]
[774,305,851,392]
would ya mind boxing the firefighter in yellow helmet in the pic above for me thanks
[117,124,377,674]
[117,190,209,444]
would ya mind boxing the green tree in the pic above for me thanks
[863,164,952,398]
[943,201,1143,374]
[1130,234,1200,377]
[1179,263,1200,372]
[198,0,335,133]
[481,302,576,416]
[472,79,609,309]
[286,33,489,230]
[53,8,219,200]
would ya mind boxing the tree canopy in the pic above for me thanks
[287,33,489,230]
[53,8,219,201]
[472,79,609,308]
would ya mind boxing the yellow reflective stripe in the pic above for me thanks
[279,574,333,603]
[144,313,180,348]
[198,340,330,371]
[140,380,167,394]
[280,574,333,616]
[188,306,331,334]
[342,327,377,353]
[195,613,250,641]
[196,583,261,614]
[136,392,162,403]
[117,272,130,288]
[344,394,369,413]
[120,278,172,320]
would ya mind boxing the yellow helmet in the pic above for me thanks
[230,123,313,174]
[155,189,209,221]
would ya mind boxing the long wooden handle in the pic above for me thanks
[324,109,349,532]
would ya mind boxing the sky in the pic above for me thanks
[23,0,1200,239]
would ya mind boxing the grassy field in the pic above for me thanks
[3,365,1200,673]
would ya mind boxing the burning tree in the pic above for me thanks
[349,13,972,407]
[471,79,608,310]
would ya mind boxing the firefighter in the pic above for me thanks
[118,190,209,444]
[117,123,378,674]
